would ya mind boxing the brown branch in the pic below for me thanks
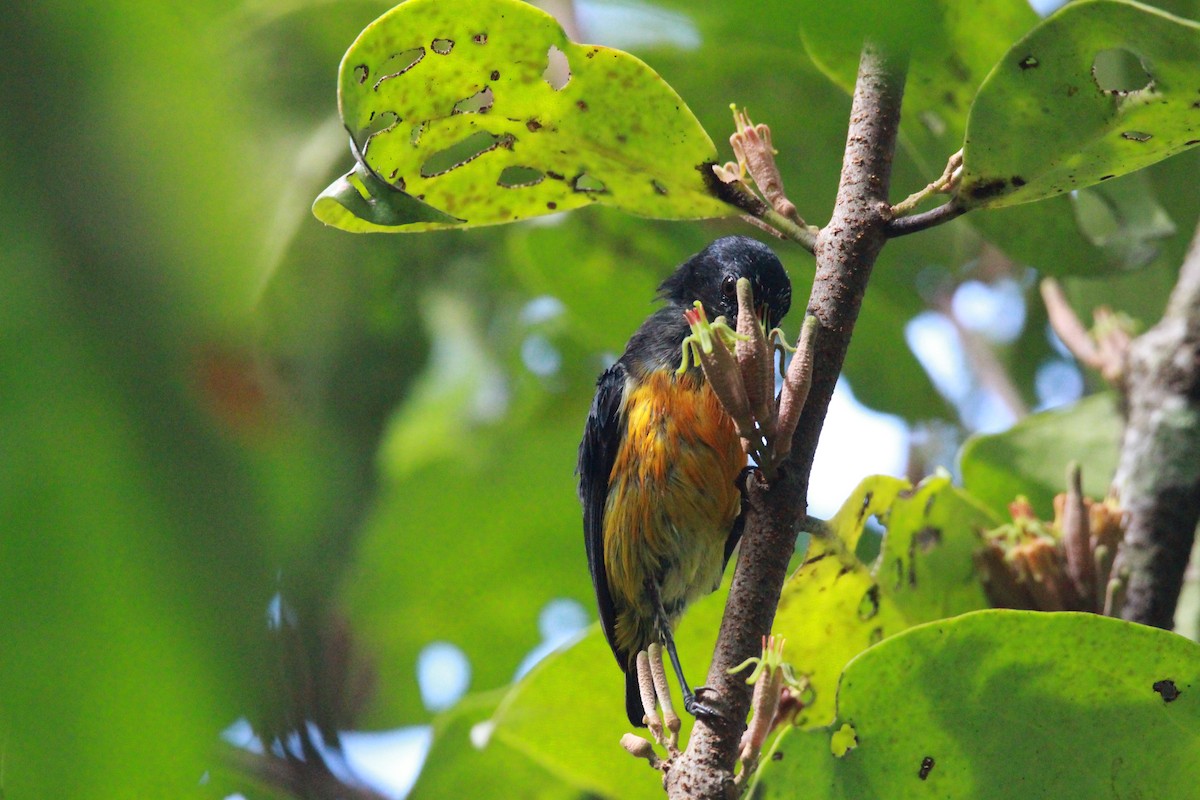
[885,199,965,236]
[663,44,907,799]
[1111,221,1200,628]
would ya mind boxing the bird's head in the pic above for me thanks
[658,235,792,329]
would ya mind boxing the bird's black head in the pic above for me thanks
[657,235,792,329]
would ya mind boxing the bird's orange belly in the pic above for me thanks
[602,370,745,654]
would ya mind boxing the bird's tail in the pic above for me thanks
[625,664,647,727]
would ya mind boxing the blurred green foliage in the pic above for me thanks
[3,0,1200,798]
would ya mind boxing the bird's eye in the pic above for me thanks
[721,275,737,298]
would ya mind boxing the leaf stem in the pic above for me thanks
[886,198,965,237]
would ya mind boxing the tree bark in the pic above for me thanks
[1113,224,1200,628]
[663,44,906,800]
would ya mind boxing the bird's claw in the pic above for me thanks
[683,686,725,721]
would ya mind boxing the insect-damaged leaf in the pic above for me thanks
[773,474,996,730]
[959,0,1200,208]
[755,611,1200,800]
[312,0,733,232]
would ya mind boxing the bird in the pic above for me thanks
[577,235,792,726]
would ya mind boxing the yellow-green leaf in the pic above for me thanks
[774,474,996,729]
[313,0,732,232]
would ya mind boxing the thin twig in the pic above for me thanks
[891,149,962,215]
[1041,278,1102,368]
[705,172,819,253]
[886,199,965,237]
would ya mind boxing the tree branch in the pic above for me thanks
[1111,221,1200,628]
[663,44,906,799]
[885,199,965,237]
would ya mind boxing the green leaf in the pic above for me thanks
[756,610,1200,800]
[774,474,996,729]
[798,0,1039,172]
[339,410,589,726]
[487,632,663,799]
[410,690,583,800]
[960,0,1200,208]
[313,0,732,232]
[480,575,735,799]
[959,393,1122,519]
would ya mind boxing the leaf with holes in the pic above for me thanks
[959,0,1200,208]
[312,0,733,232]
[773,474,996,729]
[753,611,1200,800]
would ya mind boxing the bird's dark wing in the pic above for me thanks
[577,361,627,666]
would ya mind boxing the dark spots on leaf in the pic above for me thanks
[837,564,853,578]
[923,493,936,515]
[1187,140,1200,146]
[968,179,1007,201]
[772,751,783,761]
[915,526,942,552]
[573,173,606,193]
[893,557,904,590]
[1100,174,1115,180]
[616,134,627,143]
[919,756,935,780]
[472,32,488,44]
[498,165,544,188]
[354,64,369,84]
[587,47,599,59]
[1122,131,1152,142]
[869,627,884,645]
[1193,101,1200,109]
[576,100,590,111]
[802,551,830,567]
[373,47,425,90]
[652,180,668,195]
[452,86,494,115]
[1019,55,1039,70]
[1154,679,1181,702]
[431,38,454,55]
[490,69,500,81]
[858,585,881,621]
[1067,85,1079,97]
[858,492,874,522]
[546,201,557,210]
[1011,176,1026,187]
[420,131,514,177]
[526,119,543,132]
[544,45,571,90]
[945,52,970,82]
[546,170,565,181]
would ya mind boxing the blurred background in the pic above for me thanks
[2,0,1198,797]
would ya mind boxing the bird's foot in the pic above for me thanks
[683,686,724,722]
